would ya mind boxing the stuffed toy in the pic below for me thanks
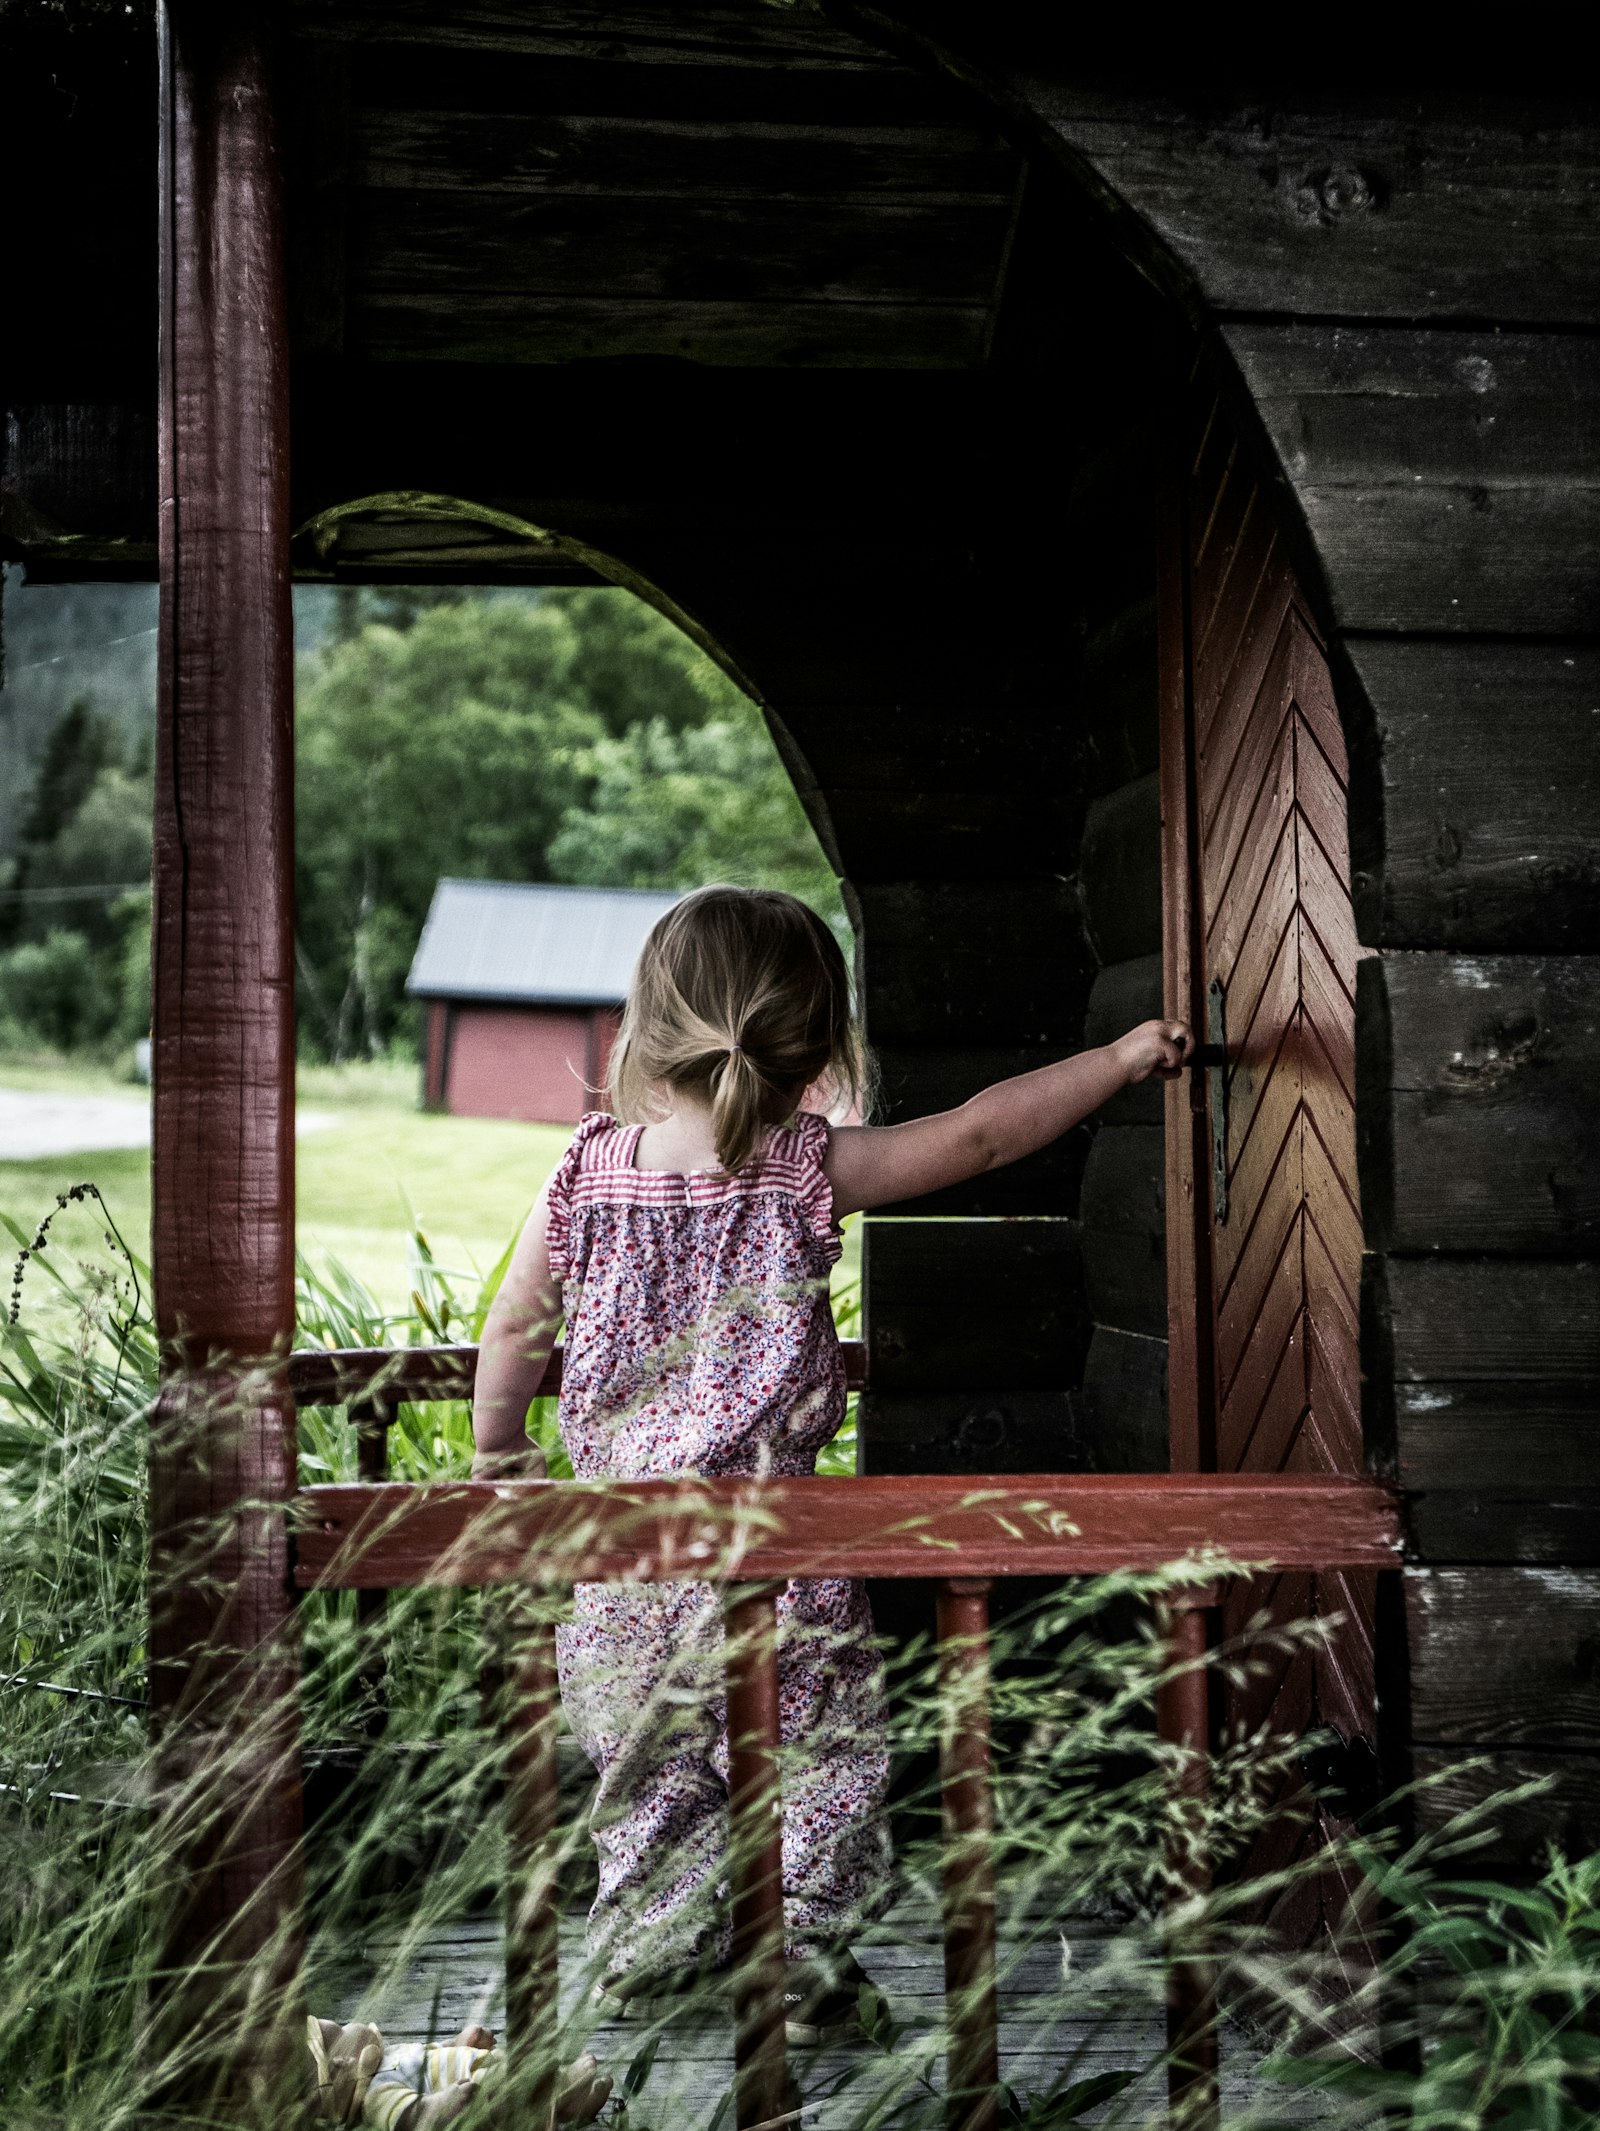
[308,2016,612,2129]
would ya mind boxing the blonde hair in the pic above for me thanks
[607,886,866,1174]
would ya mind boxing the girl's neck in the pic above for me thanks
[633,1097,727,1176]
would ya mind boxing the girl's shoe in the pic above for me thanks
[782,1953,890,2047]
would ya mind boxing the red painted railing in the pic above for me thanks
[286,1346,1403,2131]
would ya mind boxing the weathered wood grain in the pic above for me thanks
[1083,957,1163,1125]
[150,4,303,2103]
[863,1218,1088,1391]
[286,40,351,356]
[1357,954,1600,1254]
[910,41,1600,325]
[1405,1488,1600,1568]
[350,193,1012,304]
[292,1471,1405,1590]
[869,1048,1084,1217]
[1383,1255,1600,1383]
[1229,325,1600,484]
[352,107,1017,203]
[1343,639,1600,954]
[1227,317,1600,630]
[351,291,993,369]
[1363,1255,1600,1563]
[347,33,987,123]
[1411,1746,1600,1870]
[2,402,156,547]
[318,1898,1333,2125]
[1078,774,1162,967]
[857,1391,1082,1475]
[856,882,1093,1049]
[1226,324,1600,637]
[1077,1326,1169,1474]
[299,3,891,65]
[1407,1567,1600,1749]
[1079,1125,1166,1340]
[1395,1384,1600,1497]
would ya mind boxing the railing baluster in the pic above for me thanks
[1156,1590,1219,2130]
[351,1394,392,1734]
[724,1583,788,2131]
[937,1577,1000,2131]
[505,1592,564,2130]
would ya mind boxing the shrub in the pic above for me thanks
[0,927,103,1051]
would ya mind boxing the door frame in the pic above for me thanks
[1156,453,1216,1477]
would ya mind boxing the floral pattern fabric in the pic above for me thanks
[548,1111,892,1980]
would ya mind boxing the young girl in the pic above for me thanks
[472,885,1191,2043]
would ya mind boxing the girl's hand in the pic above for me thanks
[1114,1019,1194,1083]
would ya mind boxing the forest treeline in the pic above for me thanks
[0,586,841,1060]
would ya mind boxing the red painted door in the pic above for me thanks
[1163,378,1374,1947]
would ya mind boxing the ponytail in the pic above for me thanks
[608,886,867,1173]
[709,1041,768,1175]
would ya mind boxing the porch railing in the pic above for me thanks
[287,1346,1403,2131]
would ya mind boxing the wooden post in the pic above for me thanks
[724,1584,788,2131]
[1156,1592,1219,2130]
[148,0,301,2108]
[353,1396,392,1731]
[937,1578,1000,2131]
[505,1596,563,2131]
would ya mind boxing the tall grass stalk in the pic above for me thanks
[3,1191,1597,2129]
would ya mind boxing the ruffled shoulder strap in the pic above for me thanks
[775,1110,840,1266]
[545,1112,621,1279]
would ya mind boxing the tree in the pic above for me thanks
[0,929,102,1052]
[21,765,151,950]
[0,707,152,1052]
[547,701,845,934]
[18,700,120,846]
[295,599,605,1057]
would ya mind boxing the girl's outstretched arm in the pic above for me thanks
[472,1178,562,1477]
[826,1019,1193,1218]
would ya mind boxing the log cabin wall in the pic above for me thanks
[839,7,1600,1860]
[846,164,1169,1487]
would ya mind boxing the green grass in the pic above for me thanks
[0,1056,559,1315]
[2,1054,861,1333]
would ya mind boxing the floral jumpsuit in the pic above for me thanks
[545,1111,893,1983]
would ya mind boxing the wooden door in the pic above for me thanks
[1161,379,1374,1947]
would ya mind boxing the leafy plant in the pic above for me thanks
[1262,1838,1600,2128]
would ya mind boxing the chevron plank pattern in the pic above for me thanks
[1184,391,1373,1949]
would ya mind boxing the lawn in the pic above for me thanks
[2,1055,860,1331]
[2,1057,566,1319]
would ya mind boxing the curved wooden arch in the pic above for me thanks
[291,485,848,878]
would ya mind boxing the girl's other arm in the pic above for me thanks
[826,1020,1193,1218]
[471,1180,561,1477]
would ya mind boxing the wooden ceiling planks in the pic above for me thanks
[292,1,882,66]
[289,0,1022,369]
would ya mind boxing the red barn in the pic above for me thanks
[407,880,680,1124]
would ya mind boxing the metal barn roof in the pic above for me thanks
[406,880,681,1007]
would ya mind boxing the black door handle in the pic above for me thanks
[1205,977,1228,1225]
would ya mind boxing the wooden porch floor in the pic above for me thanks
[313,1890,1335,2128]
